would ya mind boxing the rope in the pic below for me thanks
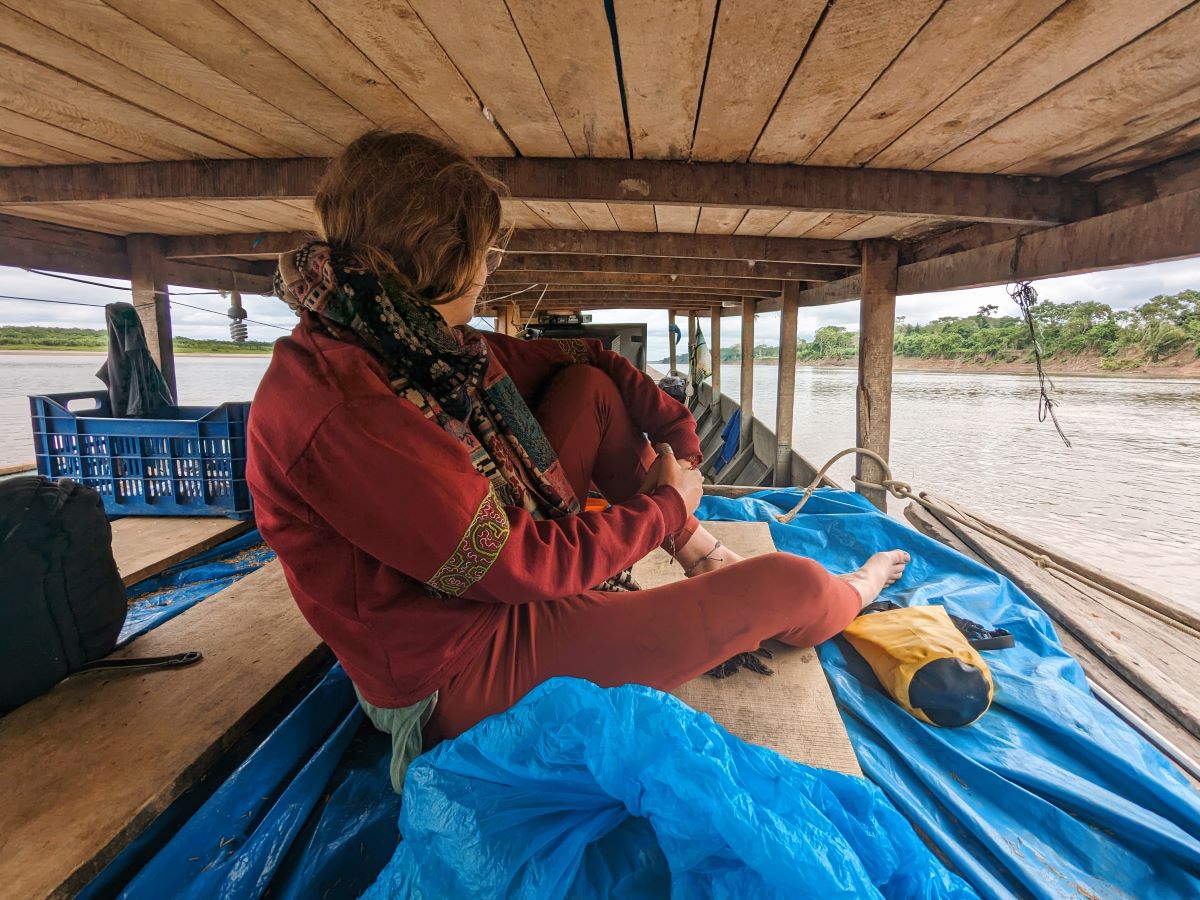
[1008,280,1072,447]
[775,447,1200,639]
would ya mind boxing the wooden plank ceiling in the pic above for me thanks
[0,0,1198,308]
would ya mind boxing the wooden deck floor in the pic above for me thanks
[632,520,861,776]
[0,560,326,900]
[109,515,253,586]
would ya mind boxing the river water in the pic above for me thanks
[3,353,1198,608]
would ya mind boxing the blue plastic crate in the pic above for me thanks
[29,391,253,519]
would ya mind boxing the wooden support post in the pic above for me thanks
[856,240,899,511]
[739,297,756,449]
[710,306,721,397]
[127,233,176,400]
[687,311,697,356]
[494,303,522,336]
[668,309,678,372]
[775,284,799,486]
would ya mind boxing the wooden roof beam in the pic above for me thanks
[0,158,1093,226]
[159,228,857,268]
[899,186,1200,294]
[499,252,846,282]
[505,230,858,266]
[480,299,739,315]
[486,272,784,292]
[0,216,130,280]
[488,286,778,299]
[905,151,1200,266]
[781,184,1200,308]
[164,258,274,294]
[482,290,752,306]
[163,231,311,260]
[0,213,274,292]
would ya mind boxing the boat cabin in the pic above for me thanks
[1,3,1199,897]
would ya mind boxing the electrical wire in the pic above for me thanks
[520,284,549,330]
[0,293,153,311]
[483,282,543,304]
[25,269,227,296]
[166,298,293,331]
[0,292,293,331]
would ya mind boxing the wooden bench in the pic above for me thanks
[109,515,253,586]
[632,521,862,776]
[0,560,326,899]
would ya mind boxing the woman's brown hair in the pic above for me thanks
[314,131,506,305]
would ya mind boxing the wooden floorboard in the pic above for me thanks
[109,516,254,587]
[929,497,1200,741]
[632,521,861,776]
[0,560,325,900]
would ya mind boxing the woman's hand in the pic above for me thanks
[642,444,703,515]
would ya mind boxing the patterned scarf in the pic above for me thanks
[275,242,581,520]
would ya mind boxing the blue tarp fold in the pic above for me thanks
[118,528,274,646]
[363,677,974,899]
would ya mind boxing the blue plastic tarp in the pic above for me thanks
[118,528,274,646]
[711,408,740,473]
[364,677,974,899]
[115,664,401,900]
[86,490,1200,900]
[697,490,1200,899]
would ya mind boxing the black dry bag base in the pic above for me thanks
[0,476,127,714]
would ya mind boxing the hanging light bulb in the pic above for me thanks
[227,280,248,342]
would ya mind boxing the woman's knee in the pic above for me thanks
[740,551,829,583]
[743,552,859,627]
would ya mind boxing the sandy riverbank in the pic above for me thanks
[796,353,1200,379]
[682,349,1200,380]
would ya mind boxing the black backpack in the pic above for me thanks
[0,477,198,715]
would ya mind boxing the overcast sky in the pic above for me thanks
[3,255,1197,361]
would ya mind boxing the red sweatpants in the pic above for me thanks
[426,365,861,741]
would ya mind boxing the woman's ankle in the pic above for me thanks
[673,527,744,576]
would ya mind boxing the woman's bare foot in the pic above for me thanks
[838,550,910,607]
[673,526,745,577]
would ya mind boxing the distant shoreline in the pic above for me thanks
[0,348,272,358]
[660,354,1200,381]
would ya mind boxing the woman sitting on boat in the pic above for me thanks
[247,131,909,791]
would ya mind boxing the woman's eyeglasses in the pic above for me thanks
[485,246,505,275]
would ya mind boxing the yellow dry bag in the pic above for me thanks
[841,603,1010,728]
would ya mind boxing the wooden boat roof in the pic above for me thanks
[1,1,1198,312]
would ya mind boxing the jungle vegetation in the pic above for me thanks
[713,290,1200,369]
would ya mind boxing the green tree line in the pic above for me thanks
[0,325,276,354]
[714,290,1200,369]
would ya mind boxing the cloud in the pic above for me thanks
[593,256,1200,357]
[3,255,1197,357]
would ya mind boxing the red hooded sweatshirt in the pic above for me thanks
[246,319,699,708]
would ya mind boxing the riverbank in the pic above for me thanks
[0,348,272,358]
[796,350,1200,379]
[678,348,1200,379]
